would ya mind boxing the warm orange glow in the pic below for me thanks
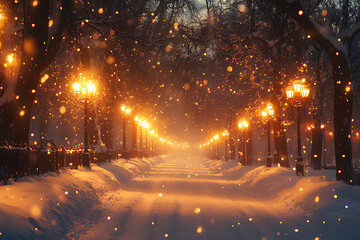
[301,88,310,97]
[242,120,249,128]
[86,82,96,94]
[7,54,13,64]
[286,88,294,98]
[121,105,132,115]
[73,77,97,95]
[287,79,310,99]
[72,82,81,92]
[293,80,302,93]
[267,103,273,110]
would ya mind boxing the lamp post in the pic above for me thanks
[320,124,326,169]
[120,105,132,151]
[238,120,249,165]
[242,120,249,165]
[213,134,219,160]
[222,130,229,160]
[140,119,150,152]
[238,122,244,164]
[262,103,274,167]
[286,79,310,176]
[150,130,156,153]
[72,81,97,168]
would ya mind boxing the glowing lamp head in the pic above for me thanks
[242,120,249,128]
[267,103,273,110]
[286,87,294,99]
[268,109,274,116]
[141,120,150,129]
[301,87,310,98]
[238,122,243,129]
[222,130,229,136]
[86,82,96,94]
[213,134,219,140]
[72,82,81,92]
[125,108,131,114]
[7,54,13,64]
[121,105,126,112]
[262,111,267,117]
[293,80,303,93]
[320,124,325,129]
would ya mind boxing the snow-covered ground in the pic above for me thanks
[1,153,360,240]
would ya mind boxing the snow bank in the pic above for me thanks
[0,156,162,240]
[209,159,360,239]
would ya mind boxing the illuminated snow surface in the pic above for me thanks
[1,154,360,240]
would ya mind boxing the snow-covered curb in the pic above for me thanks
[0,156,164,240]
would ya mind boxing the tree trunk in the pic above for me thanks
[0,0,72,145]
[11,0,50,144]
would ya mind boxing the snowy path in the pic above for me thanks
[67,154,312,240]
[1,154,359,239]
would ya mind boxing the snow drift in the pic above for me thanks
[0,156,162,240]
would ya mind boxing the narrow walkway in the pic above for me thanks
[69,154,298,240]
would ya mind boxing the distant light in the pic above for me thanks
[7,54,14,64]
[194,208,201,214]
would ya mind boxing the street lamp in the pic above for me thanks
[72,81,97,168]
[120,105,132,151]
[222,130,229,160]
[286,79,310,176]
[238,120,249,165]
[140,119,150,151]
[4,53,15,76]
[213,134,220,160]
[262,103,274,167]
